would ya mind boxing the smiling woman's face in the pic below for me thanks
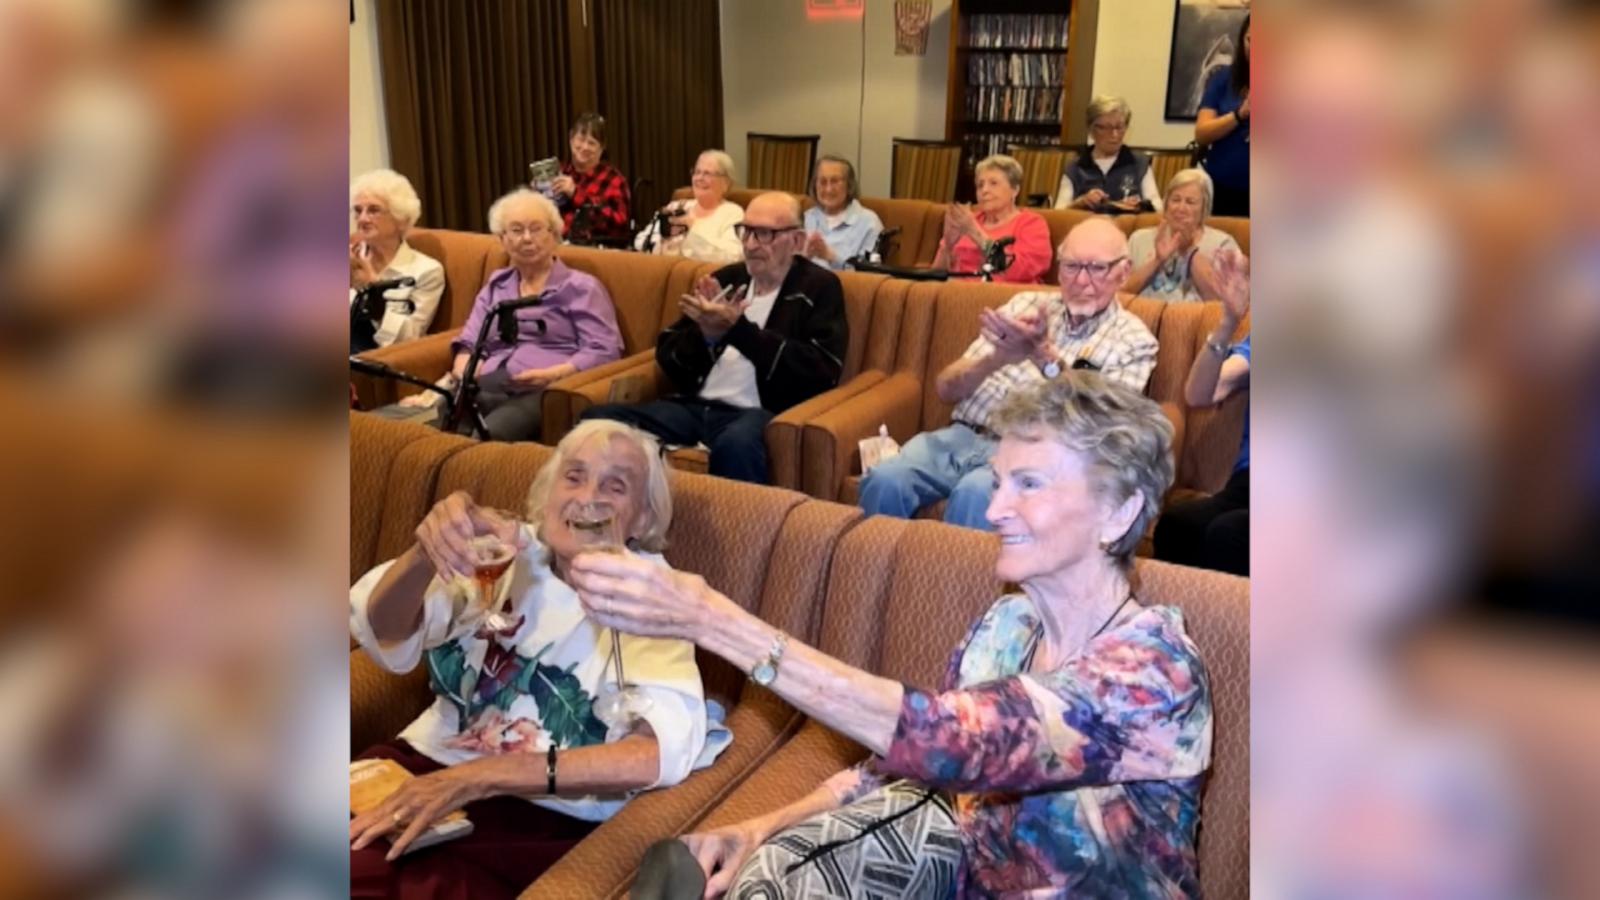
[986,434,1120,585]
[540,434,651,568]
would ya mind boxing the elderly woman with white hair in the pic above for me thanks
[634,149,744,263]
[1122,168,1238,302]
[1055,95,1162,215]
[403,188,623,441]
[583,374,1212,899]
[350,168,446,352]
[933,154,1054,284]
[350,419,730,898]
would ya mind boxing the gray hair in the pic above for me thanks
[975,153,1024,191]
[1165,167,1215,219]
[1086,94,1133,130]
[810,155,860,203]
[525,420,673,553]
[350,168,423,233]
[990,372,1175,569]
[487,188,565,238]
[697,149,737,186]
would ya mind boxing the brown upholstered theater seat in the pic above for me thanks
[349,411,477,582]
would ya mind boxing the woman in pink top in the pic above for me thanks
[933,154,1054,284]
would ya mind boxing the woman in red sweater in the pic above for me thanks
[933,154,1053,284]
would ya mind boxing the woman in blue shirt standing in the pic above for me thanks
[1196,14,1250,217]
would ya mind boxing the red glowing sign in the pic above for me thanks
[806,0,865,20]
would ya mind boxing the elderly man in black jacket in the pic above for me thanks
[581,192,847,483]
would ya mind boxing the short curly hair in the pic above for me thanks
[990,372,1175,568]
[350,168,422,233]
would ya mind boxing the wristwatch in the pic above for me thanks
[750,630,788,687]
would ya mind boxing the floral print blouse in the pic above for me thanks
[823,596,1213,898]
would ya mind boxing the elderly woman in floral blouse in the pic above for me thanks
[349,420,729,898]
[575,373,1213,898]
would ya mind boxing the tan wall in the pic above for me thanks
[350,0,389,178]
[718,1,953,198]
[1090,0,1196,149]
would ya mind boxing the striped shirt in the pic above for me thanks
[950,291,1158,431]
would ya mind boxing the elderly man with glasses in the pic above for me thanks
[582,193,847,484]
[860,217,1158,530]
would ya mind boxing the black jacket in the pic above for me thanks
[656,256,848,414]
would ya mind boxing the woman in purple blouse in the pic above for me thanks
[575,374,1214,898]
[404,188,623,441]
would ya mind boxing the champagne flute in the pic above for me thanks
[570,500,653,734]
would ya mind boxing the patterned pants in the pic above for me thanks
[728,782,964,899]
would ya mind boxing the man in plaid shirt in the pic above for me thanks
[860,218,1158,530]
[550,113,632,245]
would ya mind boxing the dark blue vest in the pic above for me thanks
[1067,146,1154,214]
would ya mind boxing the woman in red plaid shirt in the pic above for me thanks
[549,113,632,246]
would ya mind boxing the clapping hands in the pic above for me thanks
[1213,247,1250,321]
[980,304,1048,365]
[680,274,750,341]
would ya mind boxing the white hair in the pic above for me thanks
[1086,94,1133,129]
[525,420,673,552]
[487,188,565,238]
[350,169,423,233]
[697,149,737,186]
[1164,167,1215,219]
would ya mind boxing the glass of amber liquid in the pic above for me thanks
[468,533,518,631]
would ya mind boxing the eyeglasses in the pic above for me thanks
[1090,121,1129,134]
[503,223,549,240]
[734,224,801,245]
[691,169,727,179]
[1058,256,1128,280]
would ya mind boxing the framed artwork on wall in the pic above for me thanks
[1163,0,1249,121]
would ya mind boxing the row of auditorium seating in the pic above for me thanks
[351,236,1249,533]
[349,411,1252,899]
[670,187,1251,276]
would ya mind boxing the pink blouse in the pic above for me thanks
[939,209,1053,284]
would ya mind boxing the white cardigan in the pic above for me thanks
[634,199,744,264]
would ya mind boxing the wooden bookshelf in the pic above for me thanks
[944,0,1100,201]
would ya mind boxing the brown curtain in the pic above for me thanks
[376,1,574,232]
[593,0,724,220]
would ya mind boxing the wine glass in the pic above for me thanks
[569,501,654,736]
[468,532,518,632]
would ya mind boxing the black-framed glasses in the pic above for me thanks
[734,224,802,245]
[1070,357,1101,372]
[1058,256,1128,281]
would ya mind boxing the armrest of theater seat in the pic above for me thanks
[350,649,435,757]
[801,372,925,502]
[539,351,664,444]
[353,330,461,409]
[766,371,888,493]
[1159,400,1187,486]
